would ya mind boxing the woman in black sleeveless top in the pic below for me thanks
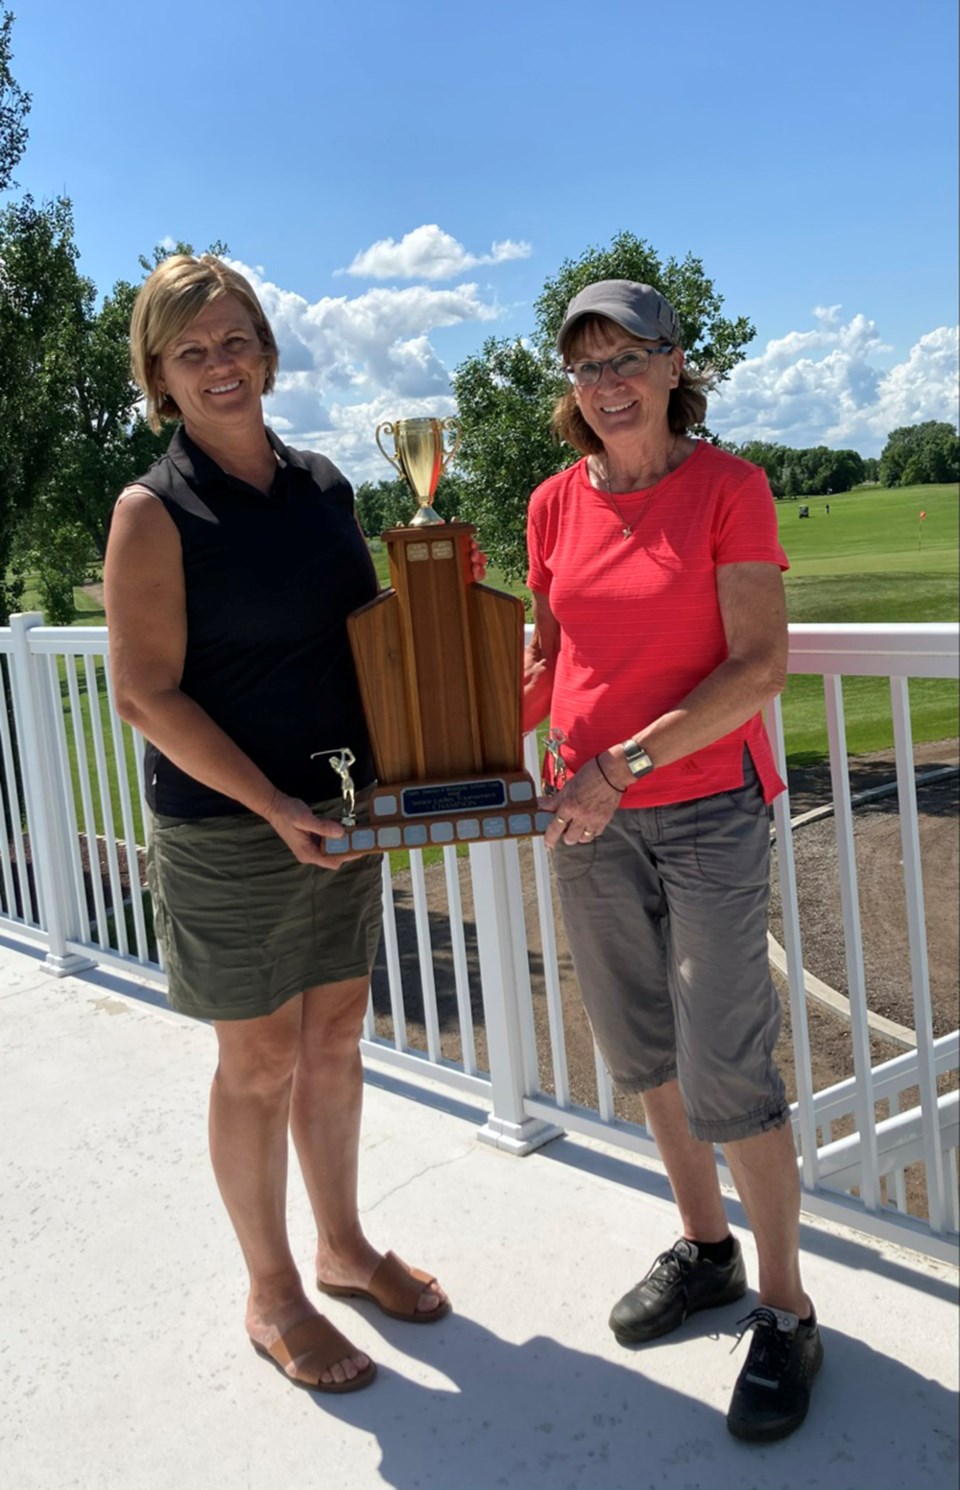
[105,255,456,1392]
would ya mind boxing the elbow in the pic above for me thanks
[111,674,173,732]
[112,688,147,729]
[735,649,786,703]
[763,649,788,700]
[766,659,787,699]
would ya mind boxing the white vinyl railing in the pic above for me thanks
[1,613,957,1261]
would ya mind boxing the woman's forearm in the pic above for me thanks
[600,652,785,788]
[522,647,555,734]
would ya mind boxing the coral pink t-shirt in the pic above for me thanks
[526,441,789,807]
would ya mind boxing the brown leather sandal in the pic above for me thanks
[318,1250,451,1324]
[251,1315,377,1392]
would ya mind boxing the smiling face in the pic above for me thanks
[157,294,269,440]
[568,317,683,447]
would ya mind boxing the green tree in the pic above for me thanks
[0,195,87,620]
[880,422,959,486]
[355,473,462,536]
[738,441,790,497]
[452,232,756,578]
[43,278,169,551]
[798,446,864,495]
[19,239,225,619]
[0,9,29,191]
[533,232,755,377]
[452,338,561,577]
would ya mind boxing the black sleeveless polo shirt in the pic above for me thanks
[133,426,378,817]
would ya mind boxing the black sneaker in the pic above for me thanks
[727,1305,824,1443]
[609,1238,747,1344]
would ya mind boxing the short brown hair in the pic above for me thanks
[552,311,711,455]
[130,254,279,431]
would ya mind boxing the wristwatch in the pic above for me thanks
[621,739,655,779]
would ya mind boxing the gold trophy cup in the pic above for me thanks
[322,416,548,854]
[375,416,460,526]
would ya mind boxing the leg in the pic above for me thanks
[555,814,731,1242]
[642,1079,729,1243]
[655,776,810,1316]
[554,814,744,1342]
[723,1123,810,1316]
[643,1080,811,1313]
[724,1123,822,1442]
[211,1002,371,1384]
[291,976,446,1317]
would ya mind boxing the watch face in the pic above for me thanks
[623,741,653,778]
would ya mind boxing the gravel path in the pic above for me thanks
[372,740,960,1124]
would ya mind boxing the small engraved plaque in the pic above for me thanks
[431,540,454,560]
[401,779,507,817]
[406,543,429,563]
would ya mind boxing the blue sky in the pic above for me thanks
[10,0,959,477]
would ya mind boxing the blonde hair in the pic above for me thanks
[552,311,711,455]
[130,254,279,431]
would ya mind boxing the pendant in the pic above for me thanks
[622,525,632,539]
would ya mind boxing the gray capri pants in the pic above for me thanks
[553,757,788,1144]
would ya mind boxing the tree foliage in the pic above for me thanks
[533,231,755,381]
[13,239,221,622]
[0,195,87,620]
[354,473,463,537]
[879,421,959,487]
[451,232,756,578]
[0,9,29,192]
[736,441,865,498]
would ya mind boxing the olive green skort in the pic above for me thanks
[146,798,383,1022]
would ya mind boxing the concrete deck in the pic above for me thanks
[1,931,957,1490]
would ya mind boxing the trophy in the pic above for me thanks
[323,416,550,854]
[375,416,460,526]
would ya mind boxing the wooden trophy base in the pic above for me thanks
[324,771,553,855]
[323,521,544,855]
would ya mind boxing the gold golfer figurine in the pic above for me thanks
[312,746,357,827]
[544,728,568,794]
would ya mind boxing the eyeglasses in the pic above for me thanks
[563,345,674,387]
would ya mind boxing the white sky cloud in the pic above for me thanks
[229,255,958,482]
[341,224,532,281]
[710,310,959,455]
[229,255,499,478]
[280,392,460,492]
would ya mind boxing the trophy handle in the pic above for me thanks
[439,416,461,473]
[375,421,402,476]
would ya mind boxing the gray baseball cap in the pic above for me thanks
[556,279,681,356]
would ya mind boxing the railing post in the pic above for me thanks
[470,839,564,1155]
[890,676,947,1232]
[7,614,95,976]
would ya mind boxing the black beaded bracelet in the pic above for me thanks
[595,755,627,793]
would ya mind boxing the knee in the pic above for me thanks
[215,1023,301,1100]
[300,980,370,1067]
[303,1007,365,1068]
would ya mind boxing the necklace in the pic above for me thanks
[597,437,679,539]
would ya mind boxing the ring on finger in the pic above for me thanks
[555,816,567,825]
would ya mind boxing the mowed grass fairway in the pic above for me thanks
[775,484,958,761]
